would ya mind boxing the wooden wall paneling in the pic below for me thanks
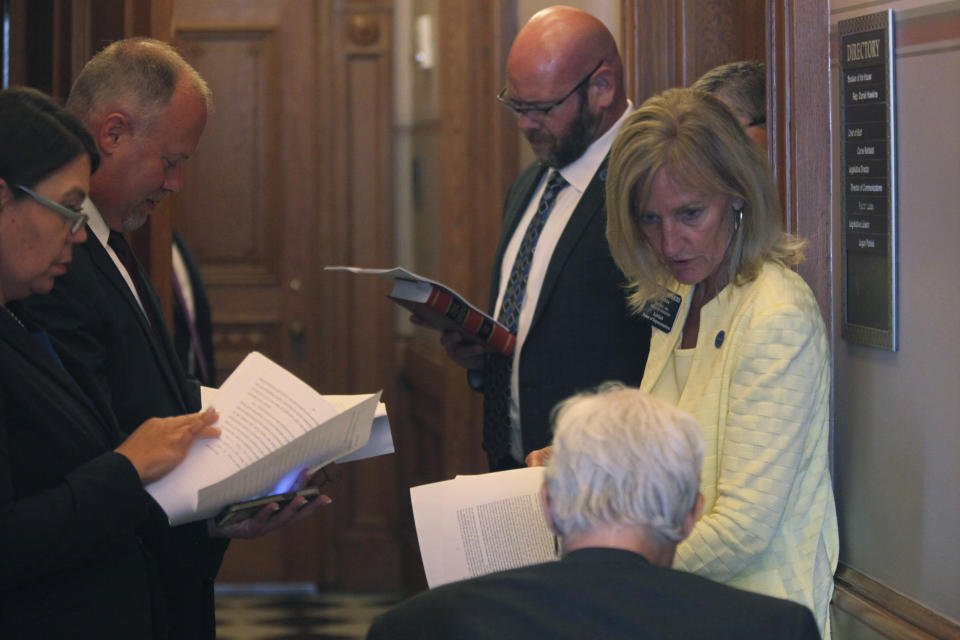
[766,0,832,324]
[49,0,72,98]
[6,0,24,86]
[150,0,172,40]
[833,564,960,640]
[620,0,678,102]
[678,0,765,84]
[620,0,764,104]
[175,24,287,375]
[394,0,517,593]
[170,0,335,585]
[69,0,92,82]
[1,0,8,87]
[328,0,400,591]
[7,0,73,97]
[394,339,446,592]
[433,0,517,479]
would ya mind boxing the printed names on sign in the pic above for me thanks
[839,9,898,350]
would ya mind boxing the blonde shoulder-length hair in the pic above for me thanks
[605,87,804,312]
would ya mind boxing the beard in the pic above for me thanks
[122,193,166,232]
[526,89,602,169]
[122,205,151,232]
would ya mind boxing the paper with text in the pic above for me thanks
[410,467,558,588]
[147,351,383,525]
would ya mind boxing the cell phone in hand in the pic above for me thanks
[214,486,321,527]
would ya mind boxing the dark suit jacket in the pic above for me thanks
[367,547,821,640]
[483,161,650,464]
[0,310,161,638]
[172,230,216,387]
[14,232,226,640]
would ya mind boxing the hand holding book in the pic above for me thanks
[414,315,485,371]
[325,266,516,356]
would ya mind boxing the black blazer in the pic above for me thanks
[15,232,226,640]
[0,310,161,637]
[16,233,200,431]
[368,547,821,640]
[484,161,650,458]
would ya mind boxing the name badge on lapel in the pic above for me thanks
[640,291,682,334]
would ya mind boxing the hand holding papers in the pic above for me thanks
[147,351,391,525]
[325,266,516,356]
[410,467,558,588]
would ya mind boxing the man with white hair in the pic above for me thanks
[367,385,820,639]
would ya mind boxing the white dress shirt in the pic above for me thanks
[493,103,634,461]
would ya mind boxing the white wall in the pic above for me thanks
[830,0,960,631]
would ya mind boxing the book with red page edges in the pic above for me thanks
[325,266,516,356]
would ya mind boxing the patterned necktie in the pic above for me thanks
[108,230,164,343]
[483,170,568,468]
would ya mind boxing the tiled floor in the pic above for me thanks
[215,587,402,640]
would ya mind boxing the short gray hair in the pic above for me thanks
[67,37,212,130]
[691,60,765,124]
[544,383,704,542]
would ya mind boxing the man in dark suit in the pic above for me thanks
[367,385,821,640]
[437,6,650,470]
[16,38,329,639]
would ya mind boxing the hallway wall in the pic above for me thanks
[829,0,960,634]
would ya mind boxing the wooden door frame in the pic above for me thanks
[766,0,832,326]
[620,0,832,325]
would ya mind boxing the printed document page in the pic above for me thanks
[147,351,381,525]
[411,467,558,588]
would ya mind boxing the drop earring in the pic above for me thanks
[733,208,744,231]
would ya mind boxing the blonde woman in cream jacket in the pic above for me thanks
[525,87,837,638]
[603,87,838,638]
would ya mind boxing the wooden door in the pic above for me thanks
[164,0,398,589]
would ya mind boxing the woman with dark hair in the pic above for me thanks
[604,87,838,638]
[0,87,219,637]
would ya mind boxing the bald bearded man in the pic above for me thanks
[434,6,650,471]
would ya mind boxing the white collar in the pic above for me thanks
[82,197,111,249]
[557,99,634,192]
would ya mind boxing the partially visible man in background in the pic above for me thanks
[692,60,767,149]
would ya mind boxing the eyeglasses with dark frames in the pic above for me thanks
[497,60,604,118]
[13,184,88,234]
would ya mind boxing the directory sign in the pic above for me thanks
[839,10,897,350]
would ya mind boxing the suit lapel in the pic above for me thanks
[85,235,189,409]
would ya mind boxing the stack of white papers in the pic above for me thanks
[410,467,558,588]
[148,351,392,525]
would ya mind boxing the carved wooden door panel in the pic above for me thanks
[167,0,397,588]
